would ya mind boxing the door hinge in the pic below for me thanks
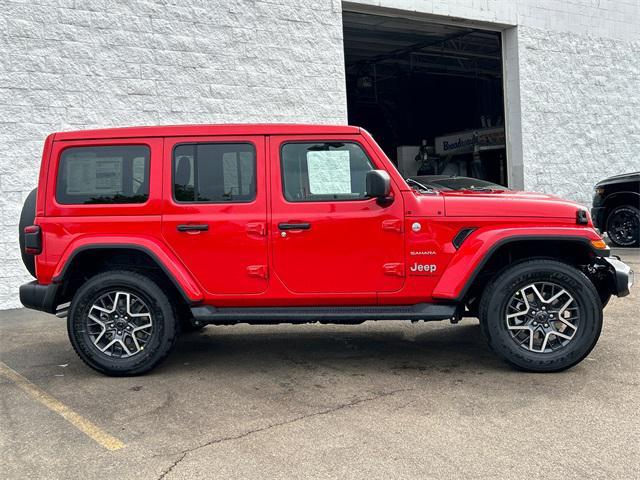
[382,219,403,233]
[247,265,268,279]
[383,262,405,277]
[246,222,266,236]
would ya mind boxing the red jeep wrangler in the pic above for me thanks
[19,124,633,375]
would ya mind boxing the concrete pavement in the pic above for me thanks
[1,249,638,479]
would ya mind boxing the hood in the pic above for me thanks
[595,172,640,187]
[441,190,585,218]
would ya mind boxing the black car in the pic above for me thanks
[408,175,508,191]
[591,172,640,247]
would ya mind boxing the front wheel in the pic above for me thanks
[479,259,603,372]
[68,271,178,376]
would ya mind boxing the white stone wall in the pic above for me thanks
[518,26,640,204]
[0,0,347,309]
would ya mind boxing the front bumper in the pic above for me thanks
[598,256,634,297]
[591,206,607,231]
[19,281,59,314]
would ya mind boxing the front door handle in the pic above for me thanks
[278,222,311,231]
[177,224,209,232]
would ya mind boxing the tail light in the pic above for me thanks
[24,225,42,254]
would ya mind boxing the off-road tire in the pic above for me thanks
[606,205,640,247]
[68,270,178,376]
[479,259,603,372]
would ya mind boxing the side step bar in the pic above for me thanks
[191,303,458,325]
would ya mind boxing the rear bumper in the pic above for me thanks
[598,256,634,297]
[19,281,59,314]
[591,206,607,231]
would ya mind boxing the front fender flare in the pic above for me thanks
[432,227,607,301]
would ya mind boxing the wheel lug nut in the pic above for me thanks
[544,323,549,328]
[533,321,538,326]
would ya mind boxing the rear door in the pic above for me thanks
[161,136,268,295]
[269,135,405,296]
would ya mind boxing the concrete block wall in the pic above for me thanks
[0,0,347,310]
[518,26,640,204]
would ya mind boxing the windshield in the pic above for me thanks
[408,175,508,191]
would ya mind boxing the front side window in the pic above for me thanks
[173,143,256,203]
[56,145,150,204]
[281,142,374,202]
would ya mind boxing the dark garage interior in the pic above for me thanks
[343,11,508,186]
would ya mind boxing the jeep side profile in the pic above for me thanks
[19,124,633,375]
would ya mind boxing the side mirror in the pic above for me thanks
[365,170,392,204]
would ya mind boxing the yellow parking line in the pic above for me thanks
[0,361,125,451]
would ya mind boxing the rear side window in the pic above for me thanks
[173,143,256,203]
[280,142,374,202]
[56,145,150,204]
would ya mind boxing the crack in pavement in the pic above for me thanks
[158,451,188,480]
[155,388,412,480]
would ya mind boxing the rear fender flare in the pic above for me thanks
[53,238,204,304]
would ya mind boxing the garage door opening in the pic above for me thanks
[343,11,508,187]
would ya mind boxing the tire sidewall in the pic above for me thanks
[482,261,602,372]
[606,205,640,247]
[68,272,176,375]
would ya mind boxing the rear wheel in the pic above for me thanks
[606,205,640,247]
[68,271,178,376]
[479,259,602,372]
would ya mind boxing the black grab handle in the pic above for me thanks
[278,222,311,230]
[177,224,209,232]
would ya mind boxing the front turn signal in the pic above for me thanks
[591,239,608,249]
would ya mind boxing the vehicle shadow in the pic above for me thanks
[160,320,507,375]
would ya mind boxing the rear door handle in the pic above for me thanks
[177,224,209,232]
[278,222,311,231]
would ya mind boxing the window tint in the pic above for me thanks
[56,145,150,204]
[173,143,256,203]
[281,142,374,202]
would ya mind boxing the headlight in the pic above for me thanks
[595,186,605,195]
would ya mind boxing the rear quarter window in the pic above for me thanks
[56,145,150,205]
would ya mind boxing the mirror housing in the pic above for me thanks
[365,170,392,204]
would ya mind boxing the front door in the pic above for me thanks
[162,136,268,295]
[270,135,405,296]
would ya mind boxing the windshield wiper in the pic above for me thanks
[406,178,436,193]
[466,186,495,192]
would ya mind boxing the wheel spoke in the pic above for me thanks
[530,284,546,304]
[538,331,551,352]
[92,305,112,314]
